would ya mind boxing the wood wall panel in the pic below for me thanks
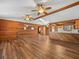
[75,19,79,29]
[0,19,39,40]
[38,26,49,35]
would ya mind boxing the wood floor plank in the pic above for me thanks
[0,35,79,59]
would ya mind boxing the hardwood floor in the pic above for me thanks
[0,35,79,59]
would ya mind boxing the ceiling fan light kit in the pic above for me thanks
[24,15,34,21]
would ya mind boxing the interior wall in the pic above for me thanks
[38,26,49,35]
[75,19,79,29]
[0,19,39,40]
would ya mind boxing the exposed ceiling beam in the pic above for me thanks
[34,1,79,20]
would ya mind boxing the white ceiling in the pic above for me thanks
[0,0,79,25]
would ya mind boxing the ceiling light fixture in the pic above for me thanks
[24,15,34,21]
[32,3,51,15]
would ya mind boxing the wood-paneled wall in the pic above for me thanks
[75,19,79,29]
[38,26,49,35]
[0,19,39,40]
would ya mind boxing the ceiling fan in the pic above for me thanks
[32,3,52,15]
[24,15,34,21]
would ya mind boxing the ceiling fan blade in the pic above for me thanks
[46,7,52,10]
[37,13,40,15]
[44,11,48,15]
[32,10,37,11]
